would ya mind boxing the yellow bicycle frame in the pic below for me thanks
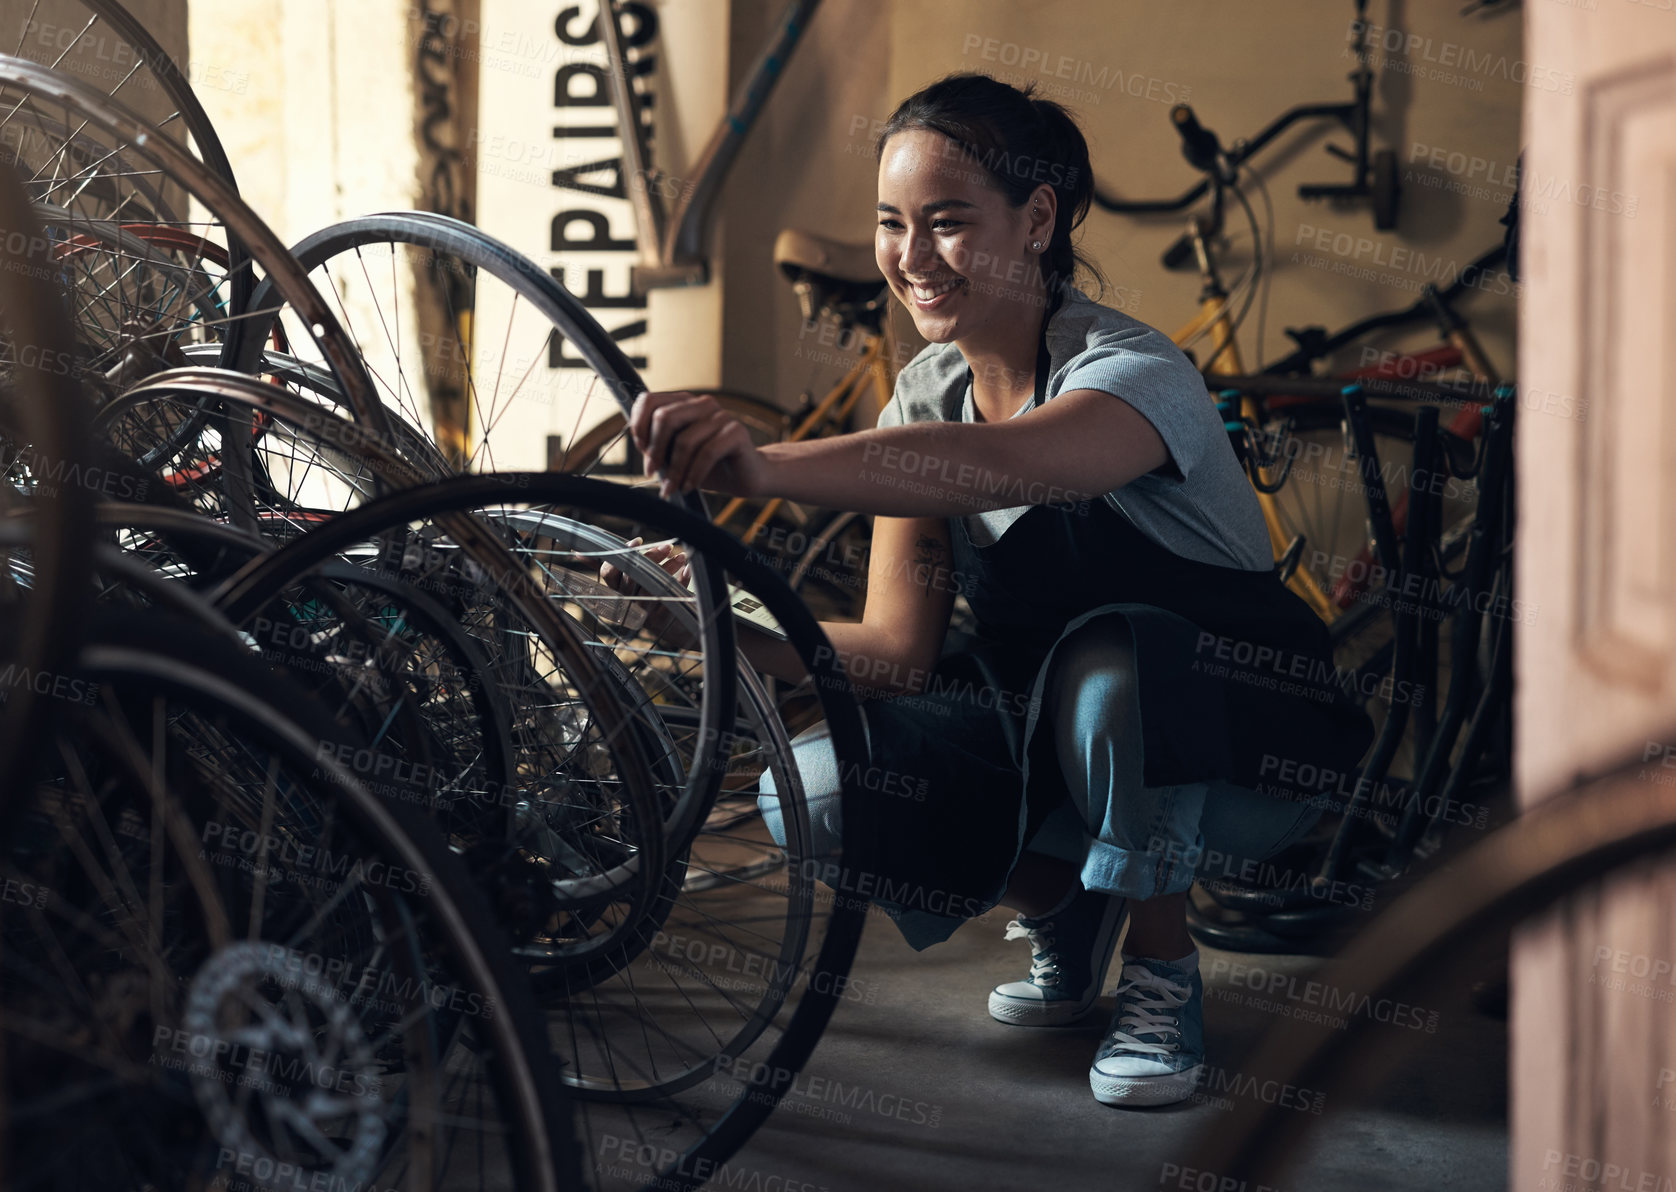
[1172,278,1339,623]
[715,318,900,543]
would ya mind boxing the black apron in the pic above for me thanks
[838,305,1373,930]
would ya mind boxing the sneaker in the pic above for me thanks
[987,887,1127,1026]
[1088,953,1204,1107]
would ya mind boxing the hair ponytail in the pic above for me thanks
[1026,97,1098,299]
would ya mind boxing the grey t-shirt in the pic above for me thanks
[875,287,1272,571]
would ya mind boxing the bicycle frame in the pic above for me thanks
[601,0,824,291]
[1170,218,1340,621]
[1176,209,1506,625]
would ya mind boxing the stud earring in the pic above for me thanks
[1031,240,1042,251]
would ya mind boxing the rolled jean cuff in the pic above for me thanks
[1035,779,1325,902]
[1079,838,1199,901]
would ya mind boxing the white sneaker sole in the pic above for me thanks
[1089,1063,1203,1107]
[986,990,1095,1026]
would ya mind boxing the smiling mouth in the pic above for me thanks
[907,277,965,302]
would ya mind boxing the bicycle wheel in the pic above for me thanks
[92,367,410,534]
[0,56,386,430]
[242,557,518,820]
[0,159,94,797]
[8,0,240,188]
[218,472,869,1192]
[30,205,235,397]
[69,503,534,987]
[2,610,579,1189]
[210,475,704,981]
[230,211,661,473]
[1251,399,1478,729]
[1253,402,1477,624]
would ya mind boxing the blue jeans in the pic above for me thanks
[759,614,1322,946]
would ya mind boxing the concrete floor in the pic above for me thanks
[722,902,1509,1192]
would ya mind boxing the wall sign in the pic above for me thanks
[477,0,725,469]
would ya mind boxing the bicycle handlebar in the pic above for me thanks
[1094,98,1356,216]
[1171,104,1227,180]
[1157,104,1236,270]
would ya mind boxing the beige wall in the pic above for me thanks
[721,0,1525,411]
[470,0,730,467]
[188,0,432,427]
[189,0,422,245]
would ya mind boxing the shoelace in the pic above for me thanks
[1002,918,1063,987]
[1098,962,1190,1058]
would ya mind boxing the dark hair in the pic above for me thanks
[874,71,1104,302]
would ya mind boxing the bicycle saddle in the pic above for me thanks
[774,228,887,320]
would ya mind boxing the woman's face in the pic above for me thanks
[875,128,1044,348]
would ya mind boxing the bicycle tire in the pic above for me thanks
[199,448,695,977]
[230,211,651,471]
[216,472,869,1192]
[0,56,387,433]
[232,542,671,982]
[0,160,94,798]
[4,609,580,1189]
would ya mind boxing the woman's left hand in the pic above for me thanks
[599,535,697,646]
[629,390,769,500]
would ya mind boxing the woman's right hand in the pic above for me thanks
[630,390,770,500]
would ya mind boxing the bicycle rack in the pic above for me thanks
[1095,0,1400,234]
[1187,386,1518,954]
